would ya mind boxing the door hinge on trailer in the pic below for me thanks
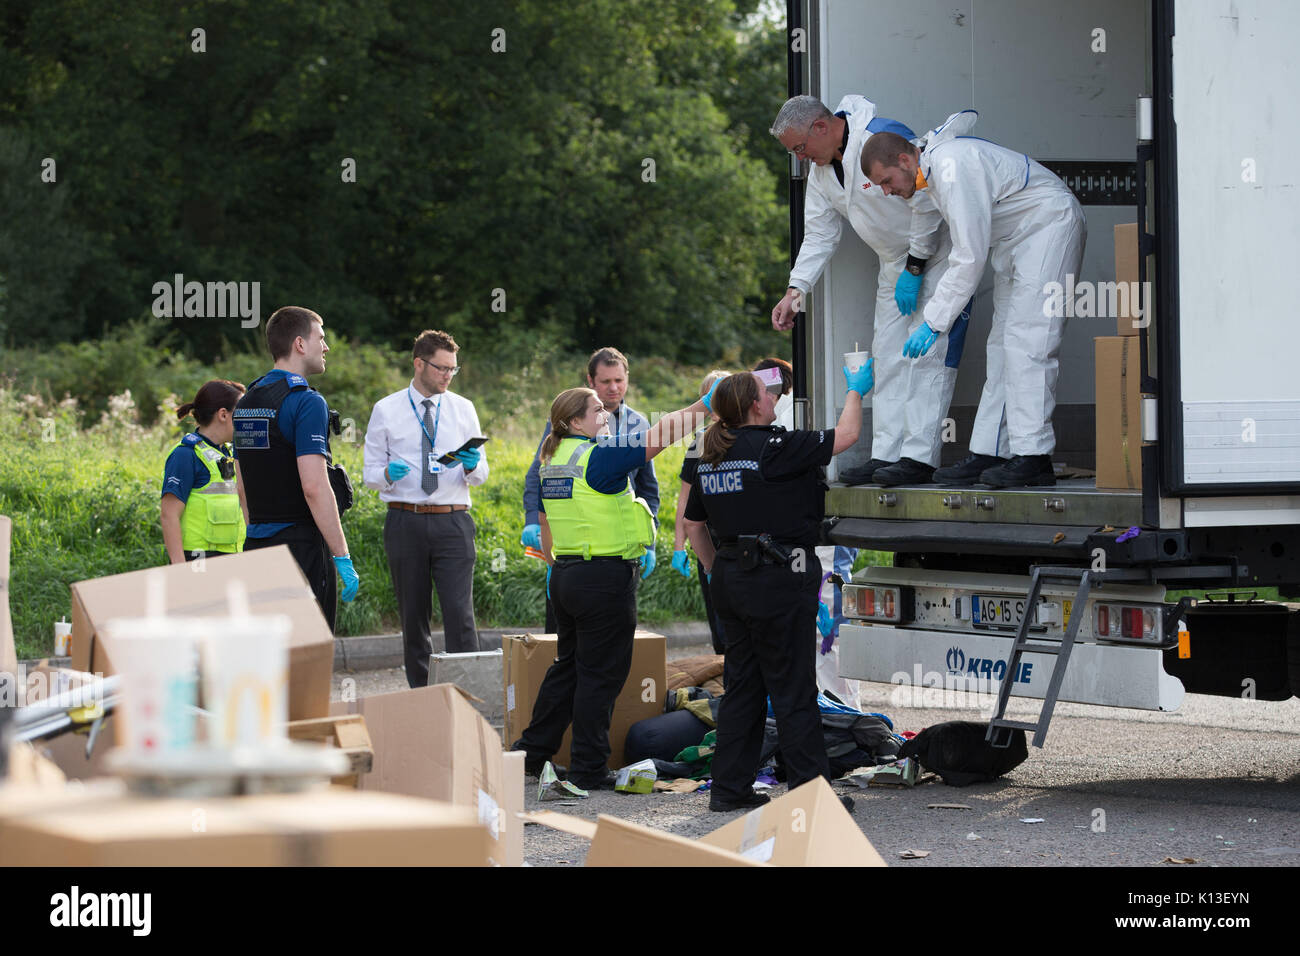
[1039,161,1138,205]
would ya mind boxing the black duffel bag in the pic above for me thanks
[898,720,1028,786]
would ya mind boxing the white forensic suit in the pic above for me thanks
[913,113,1087,458]
[789,95,972,468]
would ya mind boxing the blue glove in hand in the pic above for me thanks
[702,376,722,413]
[894,270,923,315]
[671,549,692,578]
[333,555,359,602]
[453,447,481,471]
[639,547,657,580]
[386,461,410,482]
[842,358,874,396]
[817,601,834,638]
[903,322,939,359]
[545,564,552,600]
[521,523,542,549]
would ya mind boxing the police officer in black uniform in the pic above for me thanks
[683,361,873,812]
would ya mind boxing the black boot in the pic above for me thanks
[838,458,895,486]
[933,453,1008,486]
[979,454,1056,488]
[873,458,936,487]
[708,791,772,812]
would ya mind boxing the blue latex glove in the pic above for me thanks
[332,555,359,602]
[702,377,722,413]
[386,460,411,481]
[842,359,875,396]
[817,601,834,638]
[671,549,692,578]
[903,322,939,359]
[521,523,542,549]
[639,547,656,580]
[545,565,552,600]
[453,446,481,471]
[894,270,923,315]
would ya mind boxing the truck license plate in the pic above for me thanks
[972,594,1026,629]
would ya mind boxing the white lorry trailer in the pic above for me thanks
[783,0,1300,744]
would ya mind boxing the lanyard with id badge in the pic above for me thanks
[408,391,443,491]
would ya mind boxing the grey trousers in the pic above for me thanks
[383,508,480,688]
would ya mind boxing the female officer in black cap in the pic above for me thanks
[683,360,873,811]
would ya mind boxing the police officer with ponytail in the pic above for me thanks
[512,386,706,791]
[683,360,874,812]
[161,379,247,563]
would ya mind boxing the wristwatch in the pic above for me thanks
[905,255,926,276]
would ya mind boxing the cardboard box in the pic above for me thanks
[0,787,489,866]
[431,650,504,722]
[1114,223,1143,336]
[525,810,765,867]
[502,631,666,769]
[69,546,332,721]
[1095,336,1143,489]
[332,683,508,864]
[700,776,887,866]
[0,516,16,680]
[501,751,525,867]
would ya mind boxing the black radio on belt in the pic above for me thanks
[737,533,793,571]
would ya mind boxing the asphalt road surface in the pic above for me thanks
[333,650,1300,868]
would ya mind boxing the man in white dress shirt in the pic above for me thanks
[363,329,489,687]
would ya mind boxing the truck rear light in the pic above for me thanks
[1095,603,1162,644]
[843,584,912,624]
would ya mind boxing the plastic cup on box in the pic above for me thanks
[103,617,203,755]
[201,615,291,750]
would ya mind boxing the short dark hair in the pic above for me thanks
[752,356,793,395]
[860,131,917,178]
[413,329,459,361]
[265,307,322,360]
[587,347,629,380]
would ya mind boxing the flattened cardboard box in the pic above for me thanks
[525,810,765,867]
[1095,336,1143,490]
[0,787,489,866]
[0,516,16,680]
[1113,223,1144,336]
[69,545,332,720]
[332,683,510,864]
[503,631,666,769]
[701,776,887,866]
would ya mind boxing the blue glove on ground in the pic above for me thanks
[453,447,481,471]
[702,377,722,413]
[843,358,875,396]
[894,270,923,315]
[546,564,552,600]
[671,549,691,578]
[333,555,359,602]
[639,547,657,580]
[521,523,542,549]
[386,461,410,481]
[903,322,939,359]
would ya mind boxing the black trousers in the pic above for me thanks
[516,557,637,778]
[383,508,479,689]
[246,523,337,634]
[708,552,829,802]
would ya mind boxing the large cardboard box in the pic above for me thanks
[502,631,666,769]
[501,751,525,867]
[1095,336,1143,489]
[525,810,765,867]
[700,776,887,866]
[69,546,332,721]
[0,787,489,866]
[0,516,16,681]
[1114,223,1143,336]
[332,683,509,864]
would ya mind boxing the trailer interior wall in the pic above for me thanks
[1169,0,1300,491]
[811,0,1143,475]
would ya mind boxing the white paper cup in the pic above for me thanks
[201,616,291,749]
[103,617,203,755]
[53,620,72,657]
[844,350,871,372]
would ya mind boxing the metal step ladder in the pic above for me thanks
[986,566,1097,749]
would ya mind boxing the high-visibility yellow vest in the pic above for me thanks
[171,436,245,554]
[540,437,655,559]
